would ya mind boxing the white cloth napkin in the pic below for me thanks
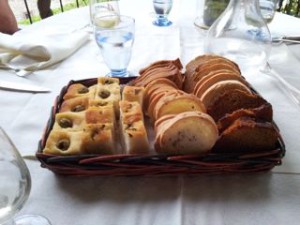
[0,31,89,71]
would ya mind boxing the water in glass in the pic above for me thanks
[96,30,134,76]
[94,15,135,77]
[153,0,173,26]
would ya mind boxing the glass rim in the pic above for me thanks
[93,15,135,30]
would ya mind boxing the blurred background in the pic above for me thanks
[8,0,300,26]
[9,0,88,25]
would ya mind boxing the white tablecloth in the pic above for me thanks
[1,1,300,224]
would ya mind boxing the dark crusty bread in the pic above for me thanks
[207,89,267,121]
[217,103,273,133]
[200,80,252,109]
[212,117,279,153]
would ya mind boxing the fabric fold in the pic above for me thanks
[0,31,89,71]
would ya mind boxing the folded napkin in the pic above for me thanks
[0,31,89,71]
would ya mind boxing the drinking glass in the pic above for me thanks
[0,127,51,225]
[94,15,135,77]
[259,0,278,23]
[89,0,120,27]
[152,0,173,27]
[204,0,271,72]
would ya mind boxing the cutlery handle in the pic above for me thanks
[283,36,300,41]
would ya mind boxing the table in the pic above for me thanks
[1,0,300,224]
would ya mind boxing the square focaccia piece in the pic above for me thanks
[60,97,90,113]
[85,105,116,125]
[43,123,116,155]
[53,111,85,131]
[81,123,116,154]
[43,130,85,155]
[119,100,149,154]
[122,86,145,107]
[63,83,96,100]
[95,77,121,117]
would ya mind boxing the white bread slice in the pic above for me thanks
[153,93,206,120]
[154,111,218,155]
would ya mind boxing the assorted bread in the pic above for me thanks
[43,55,281,156]
[184,55,280,153]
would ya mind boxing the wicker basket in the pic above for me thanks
[36,78,285,176]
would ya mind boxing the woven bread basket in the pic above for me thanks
[36,77,285,176]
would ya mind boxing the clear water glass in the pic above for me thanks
[153,0,173,27]
[259,0,278,23]
[89,0,120,26]
[94,15,135,77]
[0,127,51,225]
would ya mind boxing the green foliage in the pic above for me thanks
[279,0,300,18]
[18,0,89,25]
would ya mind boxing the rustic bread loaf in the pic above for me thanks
[207,89,268,121]
[212,117,279,153]
[217,103,273,133]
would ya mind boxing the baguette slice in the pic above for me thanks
[153,93,206,120]
[155,111,218,155]
[184,55,241,93]
[193,71,248,98]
